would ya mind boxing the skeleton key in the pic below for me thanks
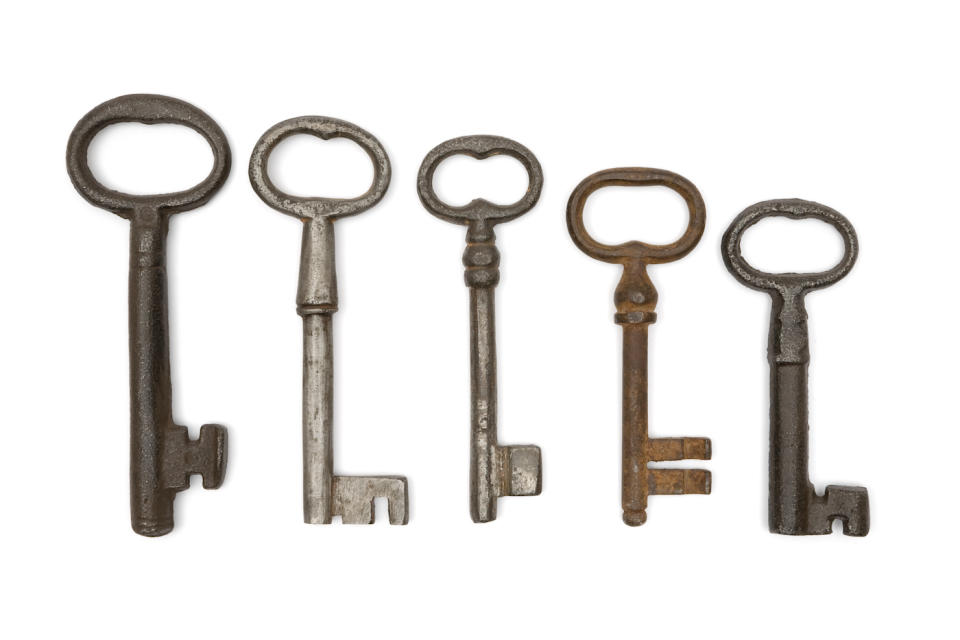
[66,94,229,536]
[722,199,869,536]
[250,116,408,525]
[567,168,712,526]
[417,135,543,523]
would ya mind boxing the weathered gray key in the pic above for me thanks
[250,116,408,525]
[66,94,229,536]
[722,199,869,536]
[417,135,543,523]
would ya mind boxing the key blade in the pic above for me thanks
[647,469,711,495]
[332,476,409,525]
[498,445,542,497]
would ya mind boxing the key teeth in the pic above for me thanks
[647,468,712,495]
[818,485,870,536]
[332,476,409,525]
[197,424,227,489]
[499,445,542,497]
[161,423,228,491]
[647,437,712,462]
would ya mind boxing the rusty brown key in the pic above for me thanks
[567,168,711,526]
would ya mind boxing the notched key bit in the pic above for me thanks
[722,199,869,536]
[250,116,408,525]
[567,168,712,526]
[66,94,230,536]
[417,135,544,523]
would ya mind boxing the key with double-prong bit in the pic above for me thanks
[567,168,712,526]
[722,199,869,536]
[250,116,408,525]
[66,94,229,536]
[417,135,543,523]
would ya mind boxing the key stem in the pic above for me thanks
[299,217,337,524]
[128,206,175,536]
[621,323,650,526]
[465,222,501,523]
[767,289,813,534]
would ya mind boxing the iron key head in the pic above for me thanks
[66,94,231,218]
[417,135,543,240]
[248,116,390,221]
[721,198,858,298]
[722,199,859,365]
[567,168,706,324]
[567,168,705,265]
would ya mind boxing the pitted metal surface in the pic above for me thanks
[250,115,407,525]
[417,135,543,523]
[66,94,230,536]
[722,199,869,536]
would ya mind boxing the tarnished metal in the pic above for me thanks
[250,116,408,525]
[66,94,230,536]
[567,168,712,526]
[722,199,869,536]
[417,135,543,523]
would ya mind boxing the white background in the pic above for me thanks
[1,1,956,637]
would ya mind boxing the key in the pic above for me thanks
[417,135,543,523]
[250,116,408,525]
[722,199,869,536]
[567,168,712,526]
[66,94,229,536]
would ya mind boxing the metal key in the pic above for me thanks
[250,116,408,525]
[417,135,543,523]
[66,94,229,536]
[567,168,712,526]
[722,199,869,536]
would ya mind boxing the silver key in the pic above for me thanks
[250,116,408,525]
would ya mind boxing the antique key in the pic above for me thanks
[417,135,543,522]
[722,199,869,536]
[66,94,229,536]
[250,116,408,525]
[567,168,711,526]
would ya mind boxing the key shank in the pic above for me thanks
[465,225,542,522]
[298,218,407,524]
[615,262,711,526]
[298,217,337,523]
[767,290,869,536]
[129,207,226,536]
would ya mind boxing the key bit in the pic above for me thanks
[417,135,544,523]
[567,168,712,526]
[66,94,231,536]
[250,116,408,525]
[722,199,869,536]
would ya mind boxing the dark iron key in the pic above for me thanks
[722,199,869,536]
[66,95,229,536]
[417,135,543,523]
[250,116,408,525]
[567,168,712,526]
